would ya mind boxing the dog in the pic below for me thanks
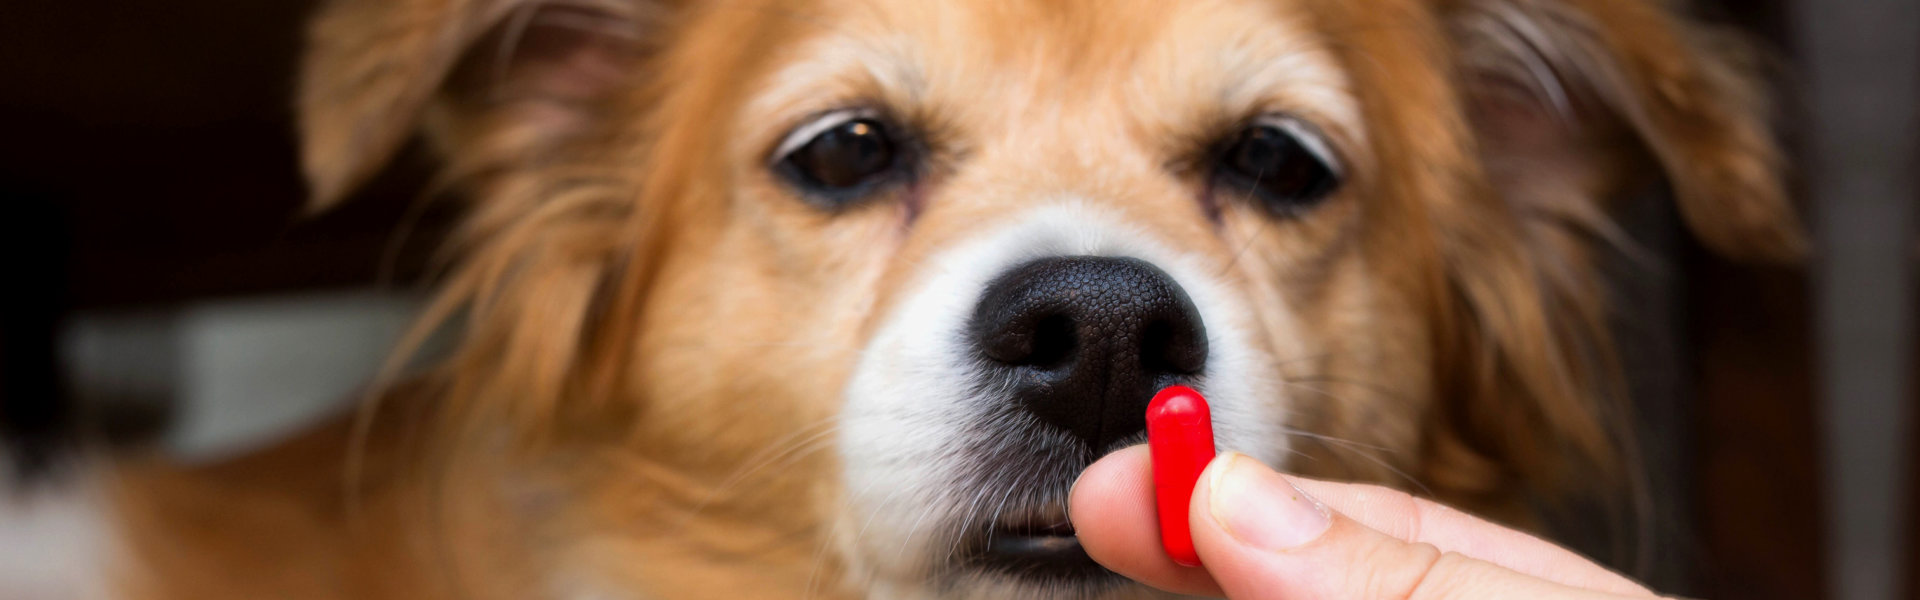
[85,0,1803,598]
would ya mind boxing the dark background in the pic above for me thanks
[0,1,1908,599]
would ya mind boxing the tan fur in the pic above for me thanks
[112,0,1801,598]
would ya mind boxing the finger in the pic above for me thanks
[1283,477,1652,596]
[1189,452,1655,600]
[1070,445,1224,596]
[1070,446,1651,597]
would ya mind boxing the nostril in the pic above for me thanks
[980,313,1077,368]
[1139,319,1204,375]
[1025,314,1076,368]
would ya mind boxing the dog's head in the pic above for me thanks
[300,0,1800,597]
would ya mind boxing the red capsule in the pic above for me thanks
[1147,385,1216,567]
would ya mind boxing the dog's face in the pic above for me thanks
[300,0,1800,598]
[734,3,1382,594]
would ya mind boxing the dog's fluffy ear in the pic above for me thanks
[1417,0,1804,525]
[1449,0,1805,262]
[298,0,655,209]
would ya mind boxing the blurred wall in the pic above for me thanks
[1798,0,1920,599]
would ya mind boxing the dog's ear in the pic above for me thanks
[1416,0,1804,527]
[1449,0,1805,262]
[298,0,657,209]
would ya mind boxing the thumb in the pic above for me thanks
[1190,453,1642,600]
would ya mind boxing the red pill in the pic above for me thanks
[1146,385,1216,567]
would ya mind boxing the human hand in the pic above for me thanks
[1069,446,1660,599]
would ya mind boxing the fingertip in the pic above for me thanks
[1070,445,1150,517]
[1069,445,1223,597]
[1069,445,1151,564]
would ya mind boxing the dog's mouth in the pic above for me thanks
[963,504,1116,583]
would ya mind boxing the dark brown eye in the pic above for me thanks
[775,112,905,203]
[1215,116,1341,216]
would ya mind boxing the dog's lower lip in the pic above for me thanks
[971,521,1114,581]
[987,530,1086,558]
[1000,518,1075,538]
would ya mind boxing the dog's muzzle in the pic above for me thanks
[954,256,1209,579]
[835,209,1282,597]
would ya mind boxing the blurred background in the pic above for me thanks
[0,1,1912,599]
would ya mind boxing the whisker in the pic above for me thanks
[1217,167,1274,277]
[895,495,944,557]
[1276,376,1435,497]
[977,466,1031,557]
[1276,423,1393,455]
[850,482,915,557]
[1272,353,1335,369]
[1290,431,1432,499]
[806,475,889,600]
[1274,389,1434,499]
[817,479,920,600]
[680,419,844,526]
[1274,443,1319,465]
[940,473,1001,565]
[1284,374,1415,406]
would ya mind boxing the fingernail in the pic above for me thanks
[1207,452,1331,550]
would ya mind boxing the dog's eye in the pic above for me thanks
[774,109,904,200]
[1215,116,1342,216]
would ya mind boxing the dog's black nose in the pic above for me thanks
[969,256,1207,451]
